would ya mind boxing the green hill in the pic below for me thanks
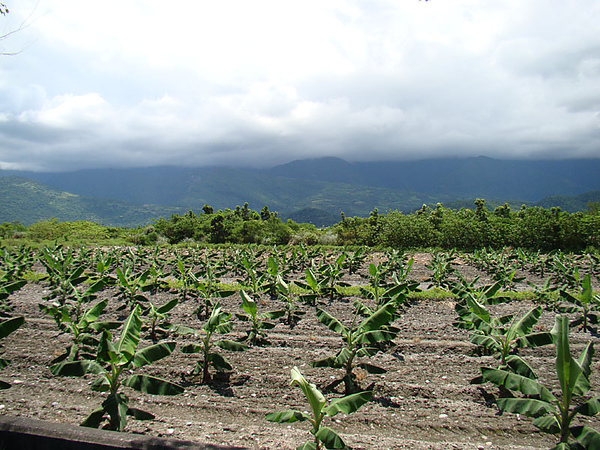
[0,176,183,227]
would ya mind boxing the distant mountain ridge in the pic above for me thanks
[1,156,599,226]
[263,156,600,201]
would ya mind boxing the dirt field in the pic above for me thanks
[1,252,598,449]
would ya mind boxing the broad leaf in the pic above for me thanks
[102,393,128,431]
[481,368,556,403]
[117,306,142,361]
[511,307,542,338]
[516,332,553,349]
[0,316,24,339]
[218,339,247,351]
[133,342,176,368]
[571,425,600,448]
[291,367,326,422]
[79,299,108,327]
[465,294,490,324]
[156,298,179,314]
[532,415,560,434]
[81,407,106,428]
[209,352,233,371]
[497,397,555,418]
[358,302,395,333]
[240,290,257,317]
[265,410,309,423]
[315,426,346,449]
[51,360,104,377]
[505,355,537,379]
[574,396,600,417]
[356,330,397,345]
[181,343,203,354]
[325,391,372,417]
[316,308,347,335]
[552,315,584,400]
[123,374,184,396]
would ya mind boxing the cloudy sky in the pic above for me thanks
[0,0,599,172]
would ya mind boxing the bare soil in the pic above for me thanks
[1,252,598,449]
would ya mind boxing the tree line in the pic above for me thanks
[1,200,599,251]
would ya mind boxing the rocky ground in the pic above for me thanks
[1,251,598,449]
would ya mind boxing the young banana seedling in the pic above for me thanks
[40,279,120,364]
[276,275,306,327]
[175,302,246,384]
[468,304,552,380]
[236,290,285,345]
[51,306,183,431]
[313,300,397,395]
[559,274,600,333]
[482,315,600,449]
[266,367,372,450]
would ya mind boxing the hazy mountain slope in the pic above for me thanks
[265,156,600,201]
[0,168,446,219]
[1,157,599,227]
[537,191,600,213]
[0,176,183,226]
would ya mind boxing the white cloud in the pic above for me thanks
[0,0,599,172]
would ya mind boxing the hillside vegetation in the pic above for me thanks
[1,157,599,227]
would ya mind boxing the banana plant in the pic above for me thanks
[115,265,154,310]
[40,281,120,365]
[559,274,600,333]
[175,302,246,384]
[236,290,285,345]
[468,304,552,379]
[276,275,306,327]
[172,256,199,301]
[0,316,24,389]
[0,245,35,281]
[313,301,397,395]
[263,254,290,298]
[40,246,89,304]
[342,247,367,275]
[0,273,26,317]
[482,315,600,449]
[51,305,183,431]
[89,251,116,286]
[266,367,372,450]
[142,297,178,344]
[452,281,512,331]
[295,268,327,306]
[425,250,456,289]
[360,263,417,308]
[193,256,234,319]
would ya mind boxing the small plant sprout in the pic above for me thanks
[236,290,285,345]
[266,367,372,450]
[143,297,178,344]
[52,306,183,431]
[276,274,306,327]
[482,315,600,449]
[470,305,553,380]
[176,302,246,384]
[313,300,397,395]
[559,274,600,333]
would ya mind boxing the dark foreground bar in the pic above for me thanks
[0,416,247,450]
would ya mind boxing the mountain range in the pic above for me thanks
[1,156,599,227]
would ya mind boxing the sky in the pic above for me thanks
[0,0,599,172]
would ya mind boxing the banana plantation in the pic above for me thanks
[1,243,600,449]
